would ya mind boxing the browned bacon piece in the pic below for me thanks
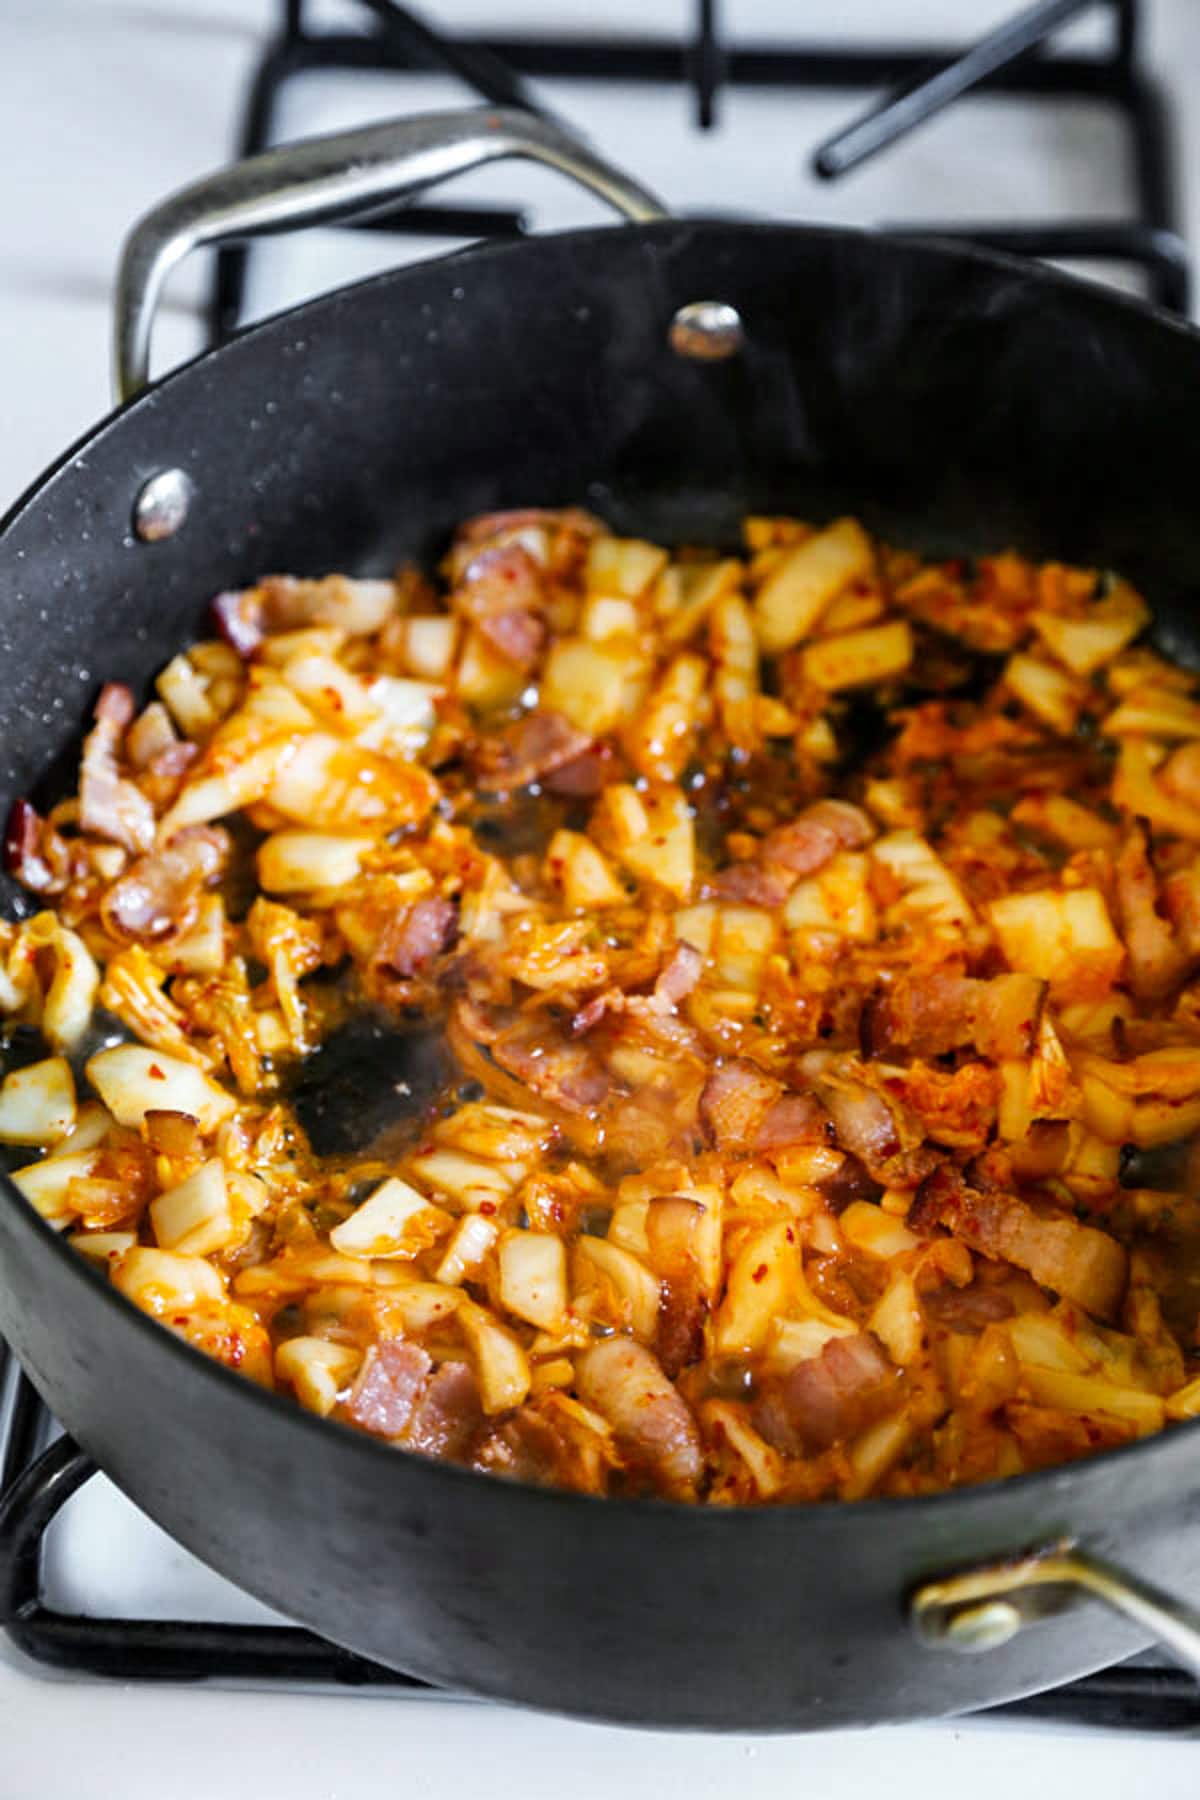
[406,1362,484,1461]
[1115,824,1188,1001]
[753,1093,829,1151]
[908,1165,1127,1320]
[700,1059,782,1150]
[645,1198,709,1377]
[3,798,65,893]
[475,710,594,794]
[79,683,156,855]
[653,942,704,1008]
[345,1341,433,1438]
[575,1337,703,1497]
[753,1333,900,1455]
[375,896,458,979]
[761,800,874,875]
[101,825,229,942]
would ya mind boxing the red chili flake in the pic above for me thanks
[149,1064,166,1080]
[478,1201,497,1217]
[785,1227,796,1245]
[751,1263,768,1284]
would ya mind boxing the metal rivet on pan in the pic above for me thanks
[133,468,193,542]
[938,1600,1023,1653]
[668,299,745,361]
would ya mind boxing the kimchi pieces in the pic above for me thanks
[3,508,1200,1503]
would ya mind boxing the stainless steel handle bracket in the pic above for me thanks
[113,106,667,404]
[912,1539,1200,1682]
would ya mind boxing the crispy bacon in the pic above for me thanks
[211,589,264,659]
[762,800,874,875]
[1115,824,1187,1001]
[376,897,458,979]
[646,1198,709,1377]
[654,942,703,1008]
[477,608,545,668]
[816,1079,900,1174]
[754,1093,828,1151]
[100,824,228,942]
[475,710,594,794]
[456,998,609,1114]
[453,543,543,618]
[922,1283,1016,1334]
[861,970,979,1057]
[345,1341,432,1438]
[79,683,156,855]
[406,1361,483,1461]
[909,1165,1127,1320]
[541,744,614,796]
[474,1405,564,1485]
[753,1333,900,1455]
[1165,858,1200,960]
[699,1059,782,1149]
[707,862,794,906]
[3,798,64,893]
[575,1337,703,1497]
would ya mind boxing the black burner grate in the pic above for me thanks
[1,1354,1198,1726]
[208,0,1190,343]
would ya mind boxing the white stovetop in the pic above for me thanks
[4,1,1200,1794]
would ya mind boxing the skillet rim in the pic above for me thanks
[2,213,1200,1523]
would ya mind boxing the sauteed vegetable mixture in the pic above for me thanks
[3,509,1200,1502]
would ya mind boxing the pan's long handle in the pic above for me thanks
[912,1541,1200,1682]
[114,106,667,405]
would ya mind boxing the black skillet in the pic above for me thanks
[1,108,1200,1728]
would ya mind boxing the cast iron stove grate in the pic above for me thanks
[209,0,1191,341]
[0,1353,1197,1727]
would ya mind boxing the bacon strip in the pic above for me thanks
[3,798,63,893]
[909,1165,1127,1320]
[708,799,873,905]
[79,684,156,854]
[645,1198,709,1378]
[475,710,594,794]
[376,896,458,979]
[100,825,228,942]
[700,1059,782,1149]
[753,1333,900,1455]
[575,1337,703,1497]
[761,800,874,875]
[1115,824,1188,1001]
[406,1361,483,1461]
[345,1341,432,1438]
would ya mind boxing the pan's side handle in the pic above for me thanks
[912,1541,1200,1682]
[114,106,668,404]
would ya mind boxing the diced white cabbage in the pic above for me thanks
[435,1214,499,1285]
[150,1160,236,1256]
[361,677,438,757]
[86,1045,237,1132]
[10,1149,98,1228]
[111,1245,227,1315]
[573,1236,660,1342]
[455,1299,531,1413]
[329,1177,452,1259]
[0,1056,75,1145]
[275,1337,362,1416]
[498,1231,568,1331]
[257,830,374,894]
